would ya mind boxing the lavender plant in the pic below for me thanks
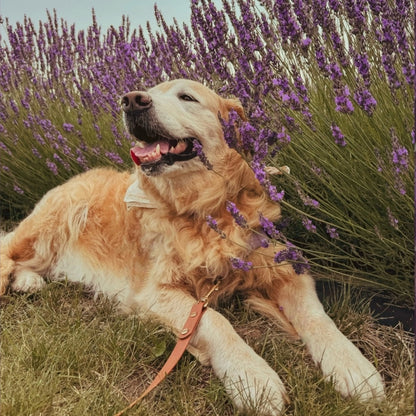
[0,0,413,304]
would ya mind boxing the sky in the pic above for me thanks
[0,0,222,38]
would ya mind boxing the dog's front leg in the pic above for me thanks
[135,285,287,415]
[276,272,385,401]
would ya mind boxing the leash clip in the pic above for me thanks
[200,281,220,307]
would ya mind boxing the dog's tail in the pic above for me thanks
[0,231,16,295]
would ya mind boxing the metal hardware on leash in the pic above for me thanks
[113,279,221,416]
[200,281,220,307]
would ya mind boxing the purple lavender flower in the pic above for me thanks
[46,159,58,175]
[367,0,382,15]
[329,0,340,12]
[390,129,408,195]
[353,52,371,86]
[10,99,19,113]
[293,0,313,36]
[76,149,89,171]
[251,159,285,202]
[259,213,281,240]
[239,121,258,152]
[304,197,319,208]
[392,145,409,169]
[38,118,53,131]
[345,0,368,35]
[32,148,42,159]
[226,201,248,228]
[301,37,311,49]
[251,159,267,184]
[380,42,401,90]
[334,85,354,113]
[326,225,339,239]
[328,63,354,113]
[354,87,377,115]
[268,185,285,202]
[274,244,310,274]
[20,98,30,110]
[253,129,269,160]
[53,153,70,171]
[315,46,329,73]
[302,217,317,233]
[193,140,213,170]
[274,0,301,44]
[249,232,269,249]
[274,247,297,263]
[0,141,12,155]
[206,215,226,238]
[293,72,309,103]
[13,185,24,195]
[329,62,342,81]
[230,257,253,271]
[220,109,240,150]
[63,123,74,132]
[387,207,399,230]
[295,183,320,207]
[33,133,46,146]
[330,123,347,147]
[105,151,124,165]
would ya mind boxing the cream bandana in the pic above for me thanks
[124,179,158,210]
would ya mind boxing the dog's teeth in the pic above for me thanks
[156,144,161,155]
[170,141,187,155]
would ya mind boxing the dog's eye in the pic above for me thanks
[179,94,198,102]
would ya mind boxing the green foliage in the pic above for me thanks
[274,74,413,304]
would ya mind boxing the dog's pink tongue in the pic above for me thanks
[130,141,169,166]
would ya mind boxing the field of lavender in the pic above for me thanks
[0,0,414,305]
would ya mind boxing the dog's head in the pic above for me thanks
[121,79,245,176]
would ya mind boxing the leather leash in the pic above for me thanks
[114,282,220,416]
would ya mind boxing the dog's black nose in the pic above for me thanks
[121,91,152,112]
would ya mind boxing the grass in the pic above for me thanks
[1,280,413,416]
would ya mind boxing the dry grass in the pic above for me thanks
[1,280,414,416]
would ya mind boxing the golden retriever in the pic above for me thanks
[0,79,384,414]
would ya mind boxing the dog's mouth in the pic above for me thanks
[130,138,198,169]
[125,110,199,173]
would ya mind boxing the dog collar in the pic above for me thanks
[124,179,158,210]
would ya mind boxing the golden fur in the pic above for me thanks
[0,79,384,414]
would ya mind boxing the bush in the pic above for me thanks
[0,0,413,304]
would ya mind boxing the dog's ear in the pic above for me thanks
[220,98,247,121]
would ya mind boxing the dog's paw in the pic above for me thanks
[11,270,46,293]
[215,347,287,415]
[320,338,385,402]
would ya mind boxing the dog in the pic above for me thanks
[0,79,384,414]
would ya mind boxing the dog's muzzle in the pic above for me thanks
[121,90,198,175]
